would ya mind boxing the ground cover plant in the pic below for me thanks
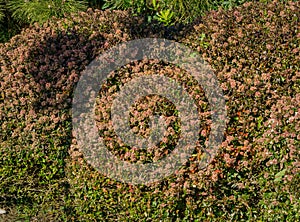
[0,0,299,221]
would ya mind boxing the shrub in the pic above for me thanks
[0,9,148,220]
[0,8,190,220]
[0,0,299,220]
[180,0,300,219]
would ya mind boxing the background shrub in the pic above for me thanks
[0,0,5,22]
[101,0,257,25]
[8,0,88,24]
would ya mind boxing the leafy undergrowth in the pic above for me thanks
[0,0,299,221]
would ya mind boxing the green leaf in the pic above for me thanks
[257,116,263,129]
[199,33,206,42]
[274,169,287,182]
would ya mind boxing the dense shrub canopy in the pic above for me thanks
[0,0,299,220]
